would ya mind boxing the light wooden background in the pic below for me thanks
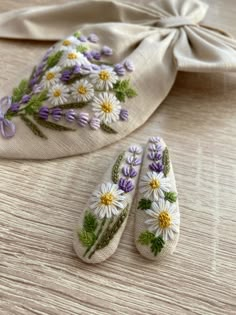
[0,1,236,314]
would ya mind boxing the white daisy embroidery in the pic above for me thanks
[139,172,170,200]
[90,182,126,219]
[92,93,121,124]
[42,66,61,88]
[59,36,80,51]
[145,199,180,241]
[71,79,94,102]
[90,67,118,90]
[60,49,90,67]
[48,83,70,106]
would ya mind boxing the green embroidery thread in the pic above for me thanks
[79,230,96,247]
[83,211,98,232]
[138,231,165,256]
[138,231,155,245]
[20,115,47,139]
[113,79,137,102]
[100,123,118,134]
[12,79,30,103]
[24,90,48,114]
[33,115,76,132]
[162,147,170,177]
[46,51,64,68]
[53,102,88,110]
[164,191,177,203]
[138,198,152,210]
[112,152,125,184]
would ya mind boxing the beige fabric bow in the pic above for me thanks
[0,0,235,159]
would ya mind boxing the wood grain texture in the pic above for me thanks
[0,1,236,314]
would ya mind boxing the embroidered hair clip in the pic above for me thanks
[0,0,235,159]
[73,144,143,263]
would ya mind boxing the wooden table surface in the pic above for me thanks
[0,1,236,314]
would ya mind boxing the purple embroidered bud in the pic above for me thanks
[78,112,89,127]
[91,64,100,71]
[114,63,126,76]
[29,77,38,87]
[21,94,31,104]
[79,35,87,42]
[148,143,162,152]
[148,152,162,161]
[102,46,113,56]
[35,63,44,77]
[90,117,101,130]
[88,33,99,43]
[122,166,137,178]
[126,156,142,166]
[65,109,76,122]
[81,64,92,74]
[73,65,81,74]
[83,51,93,61]
[32,84,44,94]
[149,162,164,173]
[129,145,142,154]
[118,178,134,193]
[51,108,62,121]
[119,109,129,121]
[39,106,49,120]
[10,103,20,112]
[149,136,161,143]
[124,60,135,72]
[91,50,101,60]
[60,69,73,82]
[42,47,53,62]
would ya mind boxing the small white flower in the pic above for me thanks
[139,172,170,200]
[90,182,126,219]
[42,66,61,88]
[59,36,81,50]
[60,49,90,67]
[90,67,118,90]
[92,93,121,124]
[71,79,94,102]
[145,199,180,241]
[48,83,70,105]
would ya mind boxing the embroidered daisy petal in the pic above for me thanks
[60,49,90,67]
[71,79,94,102]
[92,93,121,124]
[42,66,61,88]
[90,182,126,219]
[47,83,70,106]
[59,36,81,51]
[90,67,118,90]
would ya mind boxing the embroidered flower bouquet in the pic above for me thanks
[3,32,137,140]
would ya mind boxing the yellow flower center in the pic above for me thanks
[101,102,113,113]
[53,89,62,97]
[46,72,55,80]
[100,193,114,206]
[67,52,77,60]
[149,179,160,189]
[99,70,110,81]
[158,211,172,228]
[63,39,71,46]
[78,86,87,95]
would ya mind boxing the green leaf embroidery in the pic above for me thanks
[150,236,165,256]
[138,231,155,245]
[73,31,81,38]
[112,152,125,184]
[47,51,64,68]
[162,147,170,177]
[125,88,138,98]
[33,115,75,131]
[24,90,48,114]
[100,123,118,134]
[52,102,88,110]
[164,191,177,203]
[113,79,137,102]
[79,230,96,247]
[76,44,89,53]
[138,198,152,210]
[12,79,29,103]
[83,211,98,233]
[20,115,47,139]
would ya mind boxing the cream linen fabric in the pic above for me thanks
[135,138,179,261]
[0,0,235,159]
[73,145,143,263]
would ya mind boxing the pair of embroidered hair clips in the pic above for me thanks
[73,136,180,263]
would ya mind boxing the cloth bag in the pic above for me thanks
[0,0,235,160]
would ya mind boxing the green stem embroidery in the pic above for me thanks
[162,147,170,177]
[20,114,47,139]
[100,123,118,134]
[52,102,89,110]
[112,152,125,184]
[33,115,76,132]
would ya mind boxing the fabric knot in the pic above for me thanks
[156,16,195,28]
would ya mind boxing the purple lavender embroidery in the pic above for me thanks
[90,117,100,130]
[83,51,93,61]
[149,136,161,143]
[0,96,16,138]
[78,112,89,127]
[124,60,135,72]
[60,69,73,82]
[149,162,164,173]
[129,145,142,154]
[118,178,134,193]
[91,64,100,71]
[65,109,76,122]
[126,156,142,166]
[122,166,137,178]
[114,64,126,76]
[51,108,62,121]
[102,46,113,56]
[88,33,99,43]
[21,94,31,104]
[39,106,49,120]
[148,143,162,152]
[81,64,92,74]
[10,103,20,112]
[91,50,101,60]
[32,84,44,94]
[148,152,162,161]
[119,109,129,121]
[73,65,81,74]
[79,35,87,42]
